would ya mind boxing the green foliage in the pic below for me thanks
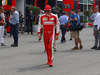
[54,6,61,13]
[83,10,91,17]
[27,5,40,15]
[83,20,89,23]
[32,22,37,25]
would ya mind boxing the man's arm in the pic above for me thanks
[70,17,77,21]
[14,13,19,24]
[38,16,42,39]
[70,15,78,21]
[97,15,100,31]
[55,16,60,40]
[90,13,95,20]
[0,17,5,26]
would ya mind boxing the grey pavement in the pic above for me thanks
[0,27,100,75]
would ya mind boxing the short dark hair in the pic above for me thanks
[0,7,2,10]
[62,11,66,15]
[70,9,75,11]
[94,6,99,9]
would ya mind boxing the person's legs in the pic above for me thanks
[1,26,4,43]
[94,35,99,47]
[70,31,73,40]
[0,26,6,46]
[77,31,82,46]
[93,26,98,47]
[12,24,18,45]
[31,22,33,34]
[44,32,54,67]
[47,34,55,66]
[95,34,100,50]
[72,31,79,50]
[20,23,23,34]
[78,38,82,45]
[0,26,3,43]
[12,25,14,44]
[10,23,13,36]
[15,24,18,45]
[43,34,49,62]
[63,27,66,41]
[60,26,64,42]
[98,33,100,47]
[27,22,30,35]
[75,38,78,48]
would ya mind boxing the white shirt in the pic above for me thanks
[93,12,100,29]
[1,13,5,23]
[9,15,12,23]
[90,13,95,20]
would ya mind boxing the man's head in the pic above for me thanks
[11,6,16,12]
[0,7,2,14]
[62,11,66,15]
[30,10,33,15]
[1,7,5,13]
[94,6,98,13]
[70,9,75,15]
[19,11,21,14]
[44,5,51,16]
[40,9,42,14]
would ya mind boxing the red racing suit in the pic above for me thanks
[38,13,60,63]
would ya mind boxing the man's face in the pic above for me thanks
[11,8,14,12]
[45,10,51,16]
[1,9,3,13]
[30,11,33,15]
[94,8,98,13]
[70,10,74,15]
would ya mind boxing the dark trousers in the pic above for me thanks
[60,25,67,42]
[27,22,33,34]
[12,24,18,45]
[94,26,100,47]
[10,23,13,36]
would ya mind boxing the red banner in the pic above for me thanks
[63,0,74,12]
[1,0,15,10]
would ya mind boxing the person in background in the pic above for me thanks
[69,14,73,41]
[59,11,69,43]
[0,7,6,46]
[91,6,100,50]
[36,10,44,41]
[27,10,35,35]
[8,11,13,37]
[52,7,59,52]
[10,6,19,47]
[70,9,83,50]
[19,11,24,34]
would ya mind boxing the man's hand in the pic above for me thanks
[0,22,5,25]
[70,18,72,21]
[2,22,5,25]
[38,34,41,39]
[55,35,59,40]
[97,29,99,32]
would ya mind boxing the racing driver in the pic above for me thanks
[38,5,60,67]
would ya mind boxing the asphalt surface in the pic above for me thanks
[0,27,100,75]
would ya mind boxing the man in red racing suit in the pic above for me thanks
[38,5,60,67]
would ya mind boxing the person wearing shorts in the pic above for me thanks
[70,9,83,50]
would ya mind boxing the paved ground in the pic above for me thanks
[0,27,100,75]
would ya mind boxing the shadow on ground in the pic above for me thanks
[18,64,49,72]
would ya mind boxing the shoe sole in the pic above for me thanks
[80,47,83,50]
[49,65,53,67]
[72,49,79,50]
